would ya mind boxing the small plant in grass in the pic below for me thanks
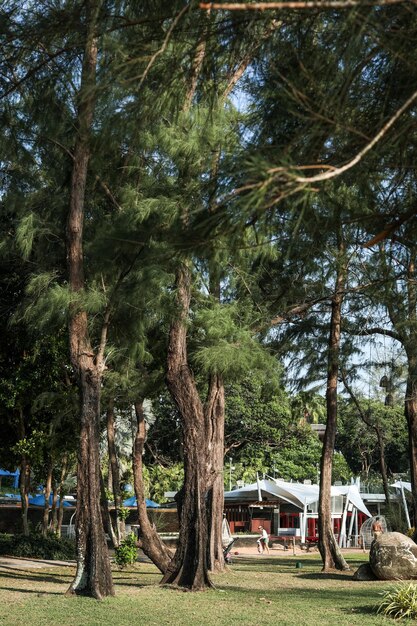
[114,533,138,568]
[377,583,417,620]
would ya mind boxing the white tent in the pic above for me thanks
[391,480,412,529]
[224,479,371,545]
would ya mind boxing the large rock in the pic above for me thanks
[370,532,417,580]
[353,563,378,581]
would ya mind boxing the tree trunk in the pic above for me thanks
[404,354,417,538]
[51,484,59,532]
[375,425,391,508]
[56,454,68,538]
[19,456,30,537]
[106,398,122,545]
[318,237,349,572]
[205,374,226,572]
[161,264,214,590]
[42,458,53,536]
[18,408,30,536]
[66,369,114,599]
[133,400,173,573]
[65,0,113,599]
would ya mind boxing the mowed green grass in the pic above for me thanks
[0,553,398,626]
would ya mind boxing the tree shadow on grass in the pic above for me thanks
[0,585,63,595]
[341,604,377,616]
[298,571,354,581]
[0,568,71,585]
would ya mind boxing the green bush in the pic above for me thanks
[114,533,138,568]
[377,583,417,620]
[0,532,76,560]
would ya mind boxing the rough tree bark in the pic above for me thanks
[56,453,68,537]
[205,373,225,572]
[318,234,349,572]
[404,349,417,538]
[65,0,114,599]
[106,398,122,546]
[132,400,173,573]
[161,264,214,590]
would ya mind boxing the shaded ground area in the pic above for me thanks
[0,550,390,626]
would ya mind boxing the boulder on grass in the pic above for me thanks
[353,563,378,581]
[370,532,417,580]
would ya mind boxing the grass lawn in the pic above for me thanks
[0,552,400,626]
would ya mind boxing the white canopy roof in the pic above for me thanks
[224,478,371,517]
[391,481,412,491]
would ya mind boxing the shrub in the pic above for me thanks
[377,583,417,620]
[114,533,138,568]
[0,532,76,560]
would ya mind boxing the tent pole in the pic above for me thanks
[301,504,307,543]
[339,493,349,548]
[347,506,355,547]
[400,483,411,529]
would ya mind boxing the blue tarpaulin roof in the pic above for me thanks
[122,496,160,508]
[28,494,73,507]
[0,469,20,488]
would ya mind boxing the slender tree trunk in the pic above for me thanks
[404,353,417,538]
[161,264,214,590]
[99,469,118,548]
[56,454,68,538]
[66,369,114,598]
[18,408,30,536]
[51,484,59,531]
[205,373,226,572]
[375,425,391,508]
[318,236,349,572]
[65,0,113,599]
[42,459,53,536]
[133,400,172,573]
[106,398,122,545]
[19,456,30,537]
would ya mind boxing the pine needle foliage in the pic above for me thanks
[192,302,278,379]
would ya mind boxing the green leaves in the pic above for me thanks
[193,302,277,380]
[377,583,417,620]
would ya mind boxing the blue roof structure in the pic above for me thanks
[28,494,73,507]
[0,469,20,488]
[122,496,160,508]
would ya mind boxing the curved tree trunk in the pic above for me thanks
[318,234,349,572]
[133,400,173,573]
[161,264,214,590]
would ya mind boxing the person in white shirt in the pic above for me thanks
[257,525,270,554]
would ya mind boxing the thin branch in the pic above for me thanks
[355,327,402,341]
[363,206,417,248]
[293,87,417,184]
[200,0,413,10]
[131,5,190,89]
